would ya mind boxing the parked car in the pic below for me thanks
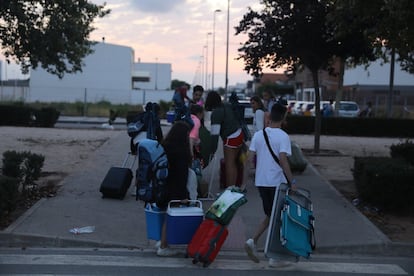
[334,101,360,117]
[238,99,254,124]
[310,101,330,116]
[302,102,315,116]
[292,101,306,115]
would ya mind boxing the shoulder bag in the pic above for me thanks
[262,129,290,186]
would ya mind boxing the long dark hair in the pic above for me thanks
[162,121,192,165]
[250,95,264,111]
[204,91,222,111]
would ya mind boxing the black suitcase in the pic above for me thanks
[99,153,136,199]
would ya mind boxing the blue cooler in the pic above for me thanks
[167,200,204,244]
[145,203,166,241]
[166,111,175,123]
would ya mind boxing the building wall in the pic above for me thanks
[25,42,175,104]
[133,62,172,91]
[30,42,134,90]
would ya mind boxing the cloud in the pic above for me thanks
[130,0,186,13]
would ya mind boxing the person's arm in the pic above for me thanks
[209,108,223,154]
[256,110,265,131]
[210,124,220,154]
[279,152,296,189]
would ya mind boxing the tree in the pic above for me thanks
[326,0,379,115]
[236,0,337,153]
[0,0,110,78]
[332,0,414,117]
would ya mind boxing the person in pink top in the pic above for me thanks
[191,85,205,106]
[189,104,204,158]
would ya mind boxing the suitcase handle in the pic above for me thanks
[122,152,137,169]
[167,199,202,210]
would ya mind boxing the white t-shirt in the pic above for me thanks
[252,109,265,133]
[249,127,291,187]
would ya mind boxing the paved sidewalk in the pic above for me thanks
[1,117,413,258]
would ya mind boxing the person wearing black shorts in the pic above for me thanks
[244,103,296,265]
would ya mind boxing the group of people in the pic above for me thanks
[155,87,297,267]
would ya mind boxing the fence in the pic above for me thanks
[0,85,175,105]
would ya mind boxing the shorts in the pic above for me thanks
[258,186,276,217]
[223,129,244,148]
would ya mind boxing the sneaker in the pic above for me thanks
[268,258,292,268]
[244,238,260,263]
[156,246,178,257]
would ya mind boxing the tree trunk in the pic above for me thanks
[311,70,321,153]
[334,57,345,116]
[388,48,395,118]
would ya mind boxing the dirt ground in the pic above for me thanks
[0,127,413,242]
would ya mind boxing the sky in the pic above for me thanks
[1,0,412,87]
[1,0,263,87]
[88,0,264,88]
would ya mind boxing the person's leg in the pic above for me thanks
[252,216,270,244]
[223,145,240,187]
[160,220,168,249]
[157,218,177,256]
[245,187,275,263]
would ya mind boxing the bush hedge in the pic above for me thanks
[2,150,45,193]
[0,175,19,217]
[353,156,414,213]
[284,116,414,137]
[0,104,60,127]
[390,140,414,166]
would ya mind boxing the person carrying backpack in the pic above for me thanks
[127,102,163,154]
[205,91,245,189]
[172,85,194,128]
[157,121,193,257]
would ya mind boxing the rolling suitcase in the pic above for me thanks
[187,219,229,267]
[99,152,136,199]
[280,188,315,258]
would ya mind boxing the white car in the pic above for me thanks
[238,100,254,124]
[334,101,360,117]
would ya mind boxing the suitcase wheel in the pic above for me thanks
[192,259,197,264]
[202,262,210,268]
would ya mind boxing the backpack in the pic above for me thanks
[127,102,159,140]
[135,138,169,207]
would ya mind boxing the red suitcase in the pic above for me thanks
[187,219,229,267]
[219,158,243,189]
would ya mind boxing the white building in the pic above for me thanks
[133,61,171,91]
[28,42,174,104]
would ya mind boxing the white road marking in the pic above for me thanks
[0,254,408,274]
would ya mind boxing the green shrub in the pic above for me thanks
[390,139,414,166]
[0,175,19,216]
[34,107,60,127]
[0,105,34,126]
[353,157,414,213]
[2,151,45,193]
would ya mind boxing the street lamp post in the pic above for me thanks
[212,9,221,91]
[224,1,230,99]
[155,57,158,90]
[205,32,212,90]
